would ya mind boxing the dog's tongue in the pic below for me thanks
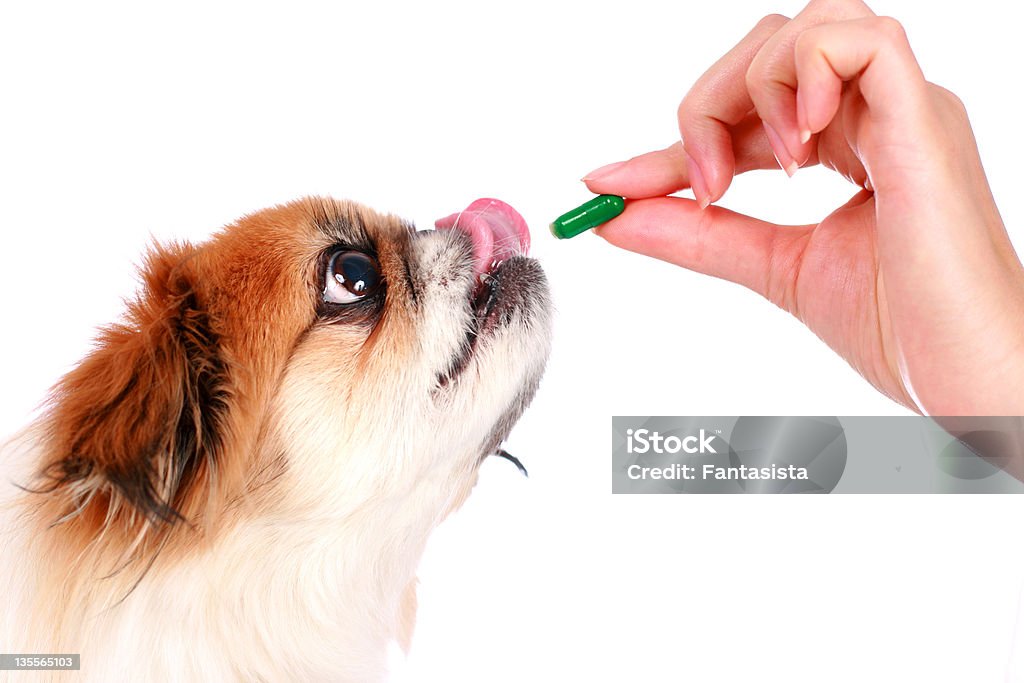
[435,199,531,278]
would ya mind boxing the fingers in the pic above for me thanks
[677,13,789,206]
[584,2,928,207]
[582,117,780,199]
[594,197,813,312]
[793,17,928,153]
[744,0,874,171]
[584,2,874,204]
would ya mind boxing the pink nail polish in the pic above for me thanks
[684,151,711,209]
[763,122,798,177]
[582,160,626,182]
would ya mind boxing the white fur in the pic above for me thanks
[0,224,551,682]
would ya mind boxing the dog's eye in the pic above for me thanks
[324,250,382,304]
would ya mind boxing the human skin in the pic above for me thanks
[583,0,1024,416]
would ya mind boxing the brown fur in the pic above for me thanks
[3,193,552,681]
[26,197,403,576]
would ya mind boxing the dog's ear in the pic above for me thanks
[36,241,230,533]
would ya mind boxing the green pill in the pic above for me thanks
[549,194,625,239]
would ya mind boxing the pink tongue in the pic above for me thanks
[435,198,531,277]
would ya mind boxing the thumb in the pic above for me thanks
[595,196,813,311]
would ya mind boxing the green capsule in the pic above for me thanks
[549,194,625,239]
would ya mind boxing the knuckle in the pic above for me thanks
[811,0,867,13]
[929,83,966,112]
[874,16,908,44]
[676,93,719,141]
[928,83,969,128]
[793,30,816,59]
[676,97,690,120]
[676,97,698,130]
[756,13,790,31]
[806,0,841,13]
[744,61,766,98]
[745,55,786,107]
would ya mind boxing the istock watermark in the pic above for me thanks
[612,416,1024,494]
[625,428,719,455]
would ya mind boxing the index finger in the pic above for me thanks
[582,116,783,199]
[678,13,789,205]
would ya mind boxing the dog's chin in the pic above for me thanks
[426,250,549,478]
[436,255,546,392]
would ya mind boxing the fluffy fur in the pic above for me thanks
[0,197,551,682]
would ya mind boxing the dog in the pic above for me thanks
[0,196,552,681]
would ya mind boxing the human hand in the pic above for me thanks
[584,0,1024,415]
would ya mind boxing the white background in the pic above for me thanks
[2,1,1024,681]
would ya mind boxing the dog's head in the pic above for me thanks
[32,196,551,563]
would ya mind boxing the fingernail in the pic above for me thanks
[795,89,812,145]
[684,151,711,209]
[763,122,798,177]
[581,160,626,182]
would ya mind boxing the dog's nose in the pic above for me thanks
[435,199,530,278]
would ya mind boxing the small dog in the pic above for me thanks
[0,197,551,682]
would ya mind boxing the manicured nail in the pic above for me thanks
[790,87,815,146]
[762,122,798,177]
[795,88,813,146]
[581,160,626,182]
[684,151,711,209]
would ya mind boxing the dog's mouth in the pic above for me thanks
[434,199,532,389]
[435,198,531,282]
